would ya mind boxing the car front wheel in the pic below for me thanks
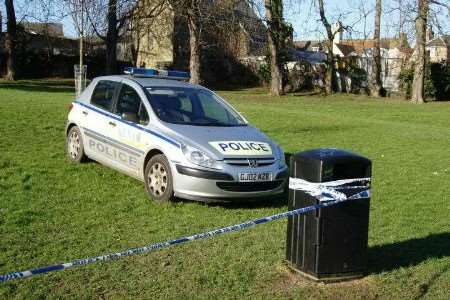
[144,154,174,203]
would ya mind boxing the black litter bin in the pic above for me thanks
[286,148,371,282]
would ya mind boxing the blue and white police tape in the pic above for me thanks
[0,177,370,283]
[289,177,371,202]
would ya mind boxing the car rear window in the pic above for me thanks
[91,80,118,112]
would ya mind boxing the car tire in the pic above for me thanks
[66,126,87,163]
[144,154,174,203]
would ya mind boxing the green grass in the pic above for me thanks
[0,80,449,299]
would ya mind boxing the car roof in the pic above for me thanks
[94,75,202,89]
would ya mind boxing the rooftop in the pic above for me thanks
[294,36,411,55]
[426,35,450,47]
[338,38,410,54]
[21,22,64,37]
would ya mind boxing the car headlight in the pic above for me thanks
[275,144,287,169]
[181,144,218,169]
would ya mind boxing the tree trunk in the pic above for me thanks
[265,0,283,96]
[317,0,334,94]
[187,10,201,84]
[105,0,118,75]
[411,0,428,103]
[131,32,139,67]
[325,52,334,94]
[370,0,383,97]
[5,0,17,81]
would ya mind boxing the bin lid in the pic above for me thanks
[290,148,371,183]
[293,148,371,165]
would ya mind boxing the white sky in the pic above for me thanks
[1,0,449,42]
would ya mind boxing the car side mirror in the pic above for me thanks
[121,112,139,123]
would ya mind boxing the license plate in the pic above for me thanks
[238,172,272,182]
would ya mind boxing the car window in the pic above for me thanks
[116,84,149,125]
[178,94,193,113]
[146,87,246,127]
[197,92,230,124]
[91,80,117,112]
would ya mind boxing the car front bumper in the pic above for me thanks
[172,164,288,202]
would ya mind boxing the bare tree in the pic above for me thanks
[86,0,137,74]
[108,0,121,73]
[25,0,66,60]
[185,0,202,84]
[264,0,284,96]
[127,0,168,66]
[170,0,239,84]
[4,0,17,80]
[411,0,429,103]
[87,0,169,74]
[317,0,341,94]
[65,0,92,95]
[66,0,90,72]
[353,0,373,40]
[370,0,383,97]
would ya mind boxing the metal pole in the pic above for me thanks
[80,0,84,96]
[80,0,84,69]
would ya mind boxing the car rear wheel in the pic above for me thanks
[66,126,86,163]
[144,154,174,202]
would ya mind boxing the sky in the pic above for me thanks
[1,0,449,42]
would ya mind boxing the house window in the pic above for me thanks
[430,48,435,57]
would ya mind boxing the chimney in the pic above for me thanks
[303,41,311,51]
[426,27,434,42]
[332,22,343,44]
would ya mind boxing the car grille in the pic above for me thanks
[223,157,276,167]
[216,180,284,192]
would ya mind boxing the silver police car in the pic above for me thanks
[66,68,288,202]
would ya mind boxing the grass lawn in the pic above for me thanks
[0,80,449,299]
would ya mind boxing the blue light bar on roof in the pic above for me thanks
[124,67,190,80]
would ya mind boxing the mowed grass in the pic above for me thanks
[0,80,449,299]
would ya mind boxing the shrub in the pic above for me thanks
[430,63,450,100]
[337,62,368,93]
[346,64,368,93]
[257,63,271,85]
[399,63,450,100]
[399,68,414,98]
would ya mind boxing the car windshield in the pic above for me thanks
[146,87,247,126]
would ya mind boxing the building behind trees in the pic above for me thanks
[132,0,266,86]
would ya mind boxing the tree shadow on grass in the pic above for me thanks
[205,192,288,209]
[292,91,322,97]
[368,232,450,274]
[0,80,75,93]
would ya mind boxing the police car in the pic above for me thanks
[66,68,288,202]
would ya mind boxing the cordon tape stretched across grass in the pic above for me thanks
[0,177,370,283]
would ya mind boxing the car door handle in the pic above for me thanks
[82,111,88,116]
[109,121,116,127]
